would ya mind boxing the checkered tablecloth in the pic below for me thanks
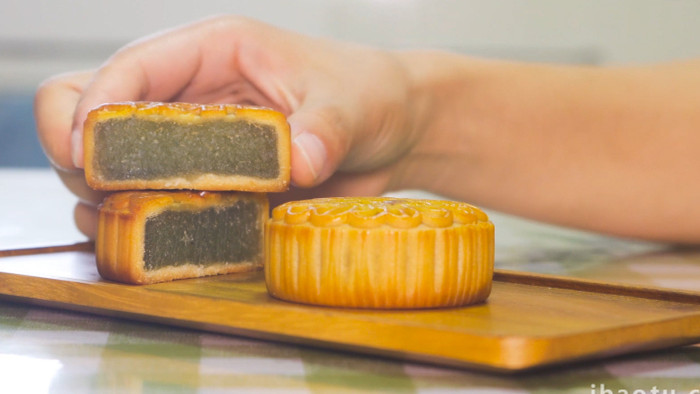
[3,302,700,393]
[2,170,700,393]
[3,298,700,393]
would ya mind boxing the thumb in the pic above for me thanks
[287,104,350,188]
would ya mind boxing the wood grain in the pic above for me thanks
[2,245,700,372]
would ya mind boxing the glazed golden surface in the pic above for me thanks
[265,197,495,309]
[271,197,490,228]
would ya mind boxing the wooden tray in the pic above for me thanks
[2,243,700,373]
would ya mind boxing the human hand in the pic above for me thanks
[35,15,425,238]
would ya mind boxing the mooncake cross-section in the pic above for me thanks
[265,197,495,309]
[84,102,291,192]
[96,191,268,284]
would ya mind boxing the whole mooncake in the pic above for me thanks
[96,191,268,284]
[265,197,495,309]
[84,102,291,192]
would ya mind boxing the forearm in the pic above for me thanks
[395,51,700,243]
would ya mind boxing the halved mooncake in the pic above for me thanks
[96,191,268,284]
[84,102,291,192]
[265,197,494,309]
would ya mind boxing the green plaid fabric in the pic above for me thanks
[2,211,700,393]
[2,302,700,393]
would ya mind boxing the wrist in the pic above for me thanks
[389,50,483,194]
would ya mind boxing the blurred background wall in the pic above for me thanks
[2,0,699,167]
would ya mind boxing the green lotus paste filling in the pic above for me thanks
[143,200,261,271]
[94,118,280,180]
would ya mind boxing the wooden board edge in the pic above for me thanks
[493,269,700,304]
[3,268,700,374]
[0,241,94,258]
[0,289,521,374]
[3,285,700,375]
[0,271,523,372]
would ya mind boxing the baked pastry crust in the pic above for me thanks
[97,191,268,284]
[265,197,494,309]
[84,102,291,192]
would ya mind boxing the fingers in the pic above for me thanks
[35,71,104,240]
[54,167,107,206]
[68,15,292,168]
[268,168,393,208]
[56,14,375,191]
[287,104,346,188]
[34,71,94,171]
[74,201,99,240]
[284,45,417,190]
[70,26,204,166]
[37,15,410,215]
[34,16,405,241]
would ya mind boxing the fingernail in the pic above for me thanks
[71,127,83,168]
[293,132,326,182]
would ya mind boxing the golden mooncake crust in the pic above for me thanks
[83,101,291,192]
[97,190,269,285]
[265,197,495,309]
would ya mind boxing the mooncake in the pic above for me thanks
[265,197,494,309]
[96,191,268,284]
[83,102,291,192]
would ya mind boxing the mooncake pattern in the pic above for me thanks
[265,197,494,309]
